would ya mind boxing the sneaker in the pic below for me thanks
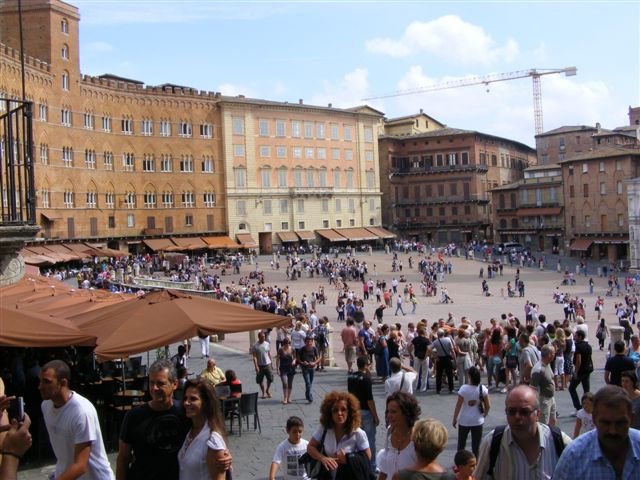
[570,411,578,417]
[500,388,507,393]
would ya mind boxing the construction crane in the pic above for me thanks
[362,67,577,135]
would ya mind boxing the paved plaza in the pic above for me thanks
[20,250,619,479]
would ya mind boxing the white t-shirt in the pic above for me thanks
[378,427,417,477]
[178,425,226,480]
[456,384,488,427]
[577,408,594,435]
[41,392,114,480]
[384,371,417,397]
[311,426,369,457]
[272,438,309,480]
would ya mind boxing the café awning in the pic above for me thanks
[236,233,257,249]
[335,228,378,241]
[169,237,208,250]
[277,231,299,243]
[365,227,397,239]
[202,236,240,249]
[569,238,594,251]
[295,230,315,241]
[142,238,177,252]
[316,229,347,242]
[40,212,61,222]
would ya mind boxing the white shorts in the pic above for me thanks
[554,356,564,376]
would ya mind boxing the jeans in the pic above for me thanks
[457,424,483,457]
[395,305,405,315]
[360,410,377,473]
[302,368,314,402]
[415,357,430,391]
[569,372,591,410]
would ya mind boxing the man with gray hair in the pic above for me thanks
[530,344,557,426]
[432,329,456,394]
[384,357,417,397]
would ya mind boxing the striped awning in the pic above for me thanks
[202,236,240,249]
[277,231,299,242]
[295,230,315,241]
[142,238,177,252]
[315,229,347,242]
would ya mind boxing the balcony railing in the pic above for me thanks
[394,194,489,206]
[390,164,488,176]
[1,99,36,225]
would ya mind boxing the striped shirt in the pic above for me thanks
[475,423,571,480]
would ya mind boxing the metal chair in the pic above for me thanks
[215,385,231,398]
[229,392,260,436]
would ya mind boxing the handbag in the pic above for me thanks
[298,429,330,479]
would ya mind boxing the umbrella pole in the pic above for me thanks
[121,361,126,400]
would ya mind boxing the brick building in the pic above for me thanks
[0,0,384,253]
[379,128,536,244]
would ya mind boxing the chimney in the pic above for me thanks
[419,108,423,114]
[328,103,332,108]
[596,122,601,129]
[299,99,303,105]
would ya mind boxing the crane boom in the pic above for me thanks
[362,67,577,135]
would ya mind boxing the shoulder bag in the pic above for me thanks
[298,429,331,479]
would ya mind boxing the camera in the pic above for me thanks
[7,396,24,422]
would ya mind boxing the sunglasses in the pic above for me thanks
[505,407,537,417]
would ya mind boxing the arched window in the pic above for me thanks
[61,71,69,91]
[61,44,69,59]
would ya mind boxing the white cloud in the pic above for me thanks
[309,68,385,111]
[366,15,519,65]
[389,66,622,147]
[217,83,256,98]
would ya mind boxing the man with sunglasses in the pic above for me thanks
[475,385,571,479]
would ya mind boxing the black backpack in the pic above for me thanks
[487,425,565,476]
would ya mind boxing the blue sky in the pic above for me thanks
[73,0,639,146]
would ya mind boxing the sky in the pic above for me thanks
[72,0,640,147]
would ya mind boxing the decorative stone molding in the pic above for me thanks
[0,224,40,287]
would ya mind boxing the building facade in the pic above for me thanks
[379,128,536,244]
[0,0,383,252]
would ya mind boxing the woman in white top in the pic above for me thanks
[451,366,490,457]
[307,391,371,479]
[178,378,231,480]
[291,321,307,356]
[378,392,420,480]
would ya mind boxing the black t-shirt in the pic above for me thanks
[604,354,636,386]
[298,346,318,368]
[120,401,190,480]
[347,371,373,411]
[412,336,431,360]
[574,340,593,375]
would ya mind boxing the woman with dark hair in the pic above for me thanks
[307,391,371,479]
[375,324,390,380]
[378,392,421,480]
[451,366,490,457]
[485,329,503,391]
[503,326,518,392]
[621,370,640,429]
[179,378,231,480]
[218,370,242,398]
[276,337,296,404]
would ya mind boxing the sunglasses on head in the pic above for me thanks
[505,407,537,417]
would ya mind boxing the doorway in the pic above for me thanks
[258,232,273,255]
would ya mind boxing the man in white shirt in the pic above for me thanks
[384,358,417,397]
[39,360,114,480]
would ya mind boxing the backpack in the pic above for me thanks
[315,325,328,348]
[487,425,565,476]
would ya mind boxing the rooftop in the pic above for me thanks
[536,125,597,137]
[559,145,640,163]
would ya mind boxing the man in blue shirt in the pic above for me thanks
[553,385,640,480]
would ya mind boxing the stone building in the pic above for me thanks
[0,0,384,253]
[378,127,536,244]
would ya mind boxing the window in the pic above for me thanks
[317,147,326,160]
[549,187,557,201]
[297,199,304,213]
[570,216,575,228]
[280,199,288,213]
[40,144,48,164]
[294,168,303,187]
[276,120,285,137]
[105,192,115,208]
[618,214,624,227]
[39,103,47,121]
[161,191,174,208]
[160,120,171,137]
[348,198,355,213]
[143,191,156,208]
[124,191,136,208]
[316,123,325,139]
[331,123,339,140]
[461,152,469,165]
[364,127,373,143]
[61,108,71,126]
[344,125,352,141]
[263,199,272,214]
[102,115,111,132]
[585,215,591,228]
[369,198,375,211]
[122,153,135,171]
[181,191,195,207]
[345,149,353,161]
[160,154,172,172]
[85,149,96,169]
[305,147,314,159]
[582,163,588,173]
[61,18,68,33]
[491,154,497,166]
[179,155,193,172]
[292,147,302,158]
[306,169,314,187]
[142,154,155,172]
[259,119,269,136]
[203,192,216,207]
[108,216,115,228]
[616,159,622,170]
[103,151,113,170]
[234,168,246,187]
[127,213,134,228]
[336,219,342,227]
[318,169,327,187]
[63,190,74,208]
[437,185,444,197]
[281,221,289,230]
[185,215,193,226]
[202,156,214,173]
[276,146,286,158]
[200,123,213,138]
[232,117,244,135]
[263,222,272,231]
[448,153,457,166]
[261,168,271,187]
[335,199,342,212]
[332,148,340,160]
[583,184,589,197]
[322,199,329,212]
[617,181,623,194]
[298,221,306,229]
[323,219,329,228]
[41,189,49,208]
[86,191,98,208]
[141,119,153,136]
[365,150,373,161]
[600,182,606,195]
[233,145,245,157]
[464,205,471,215]
[569,185,575,198]
[260,146,270,158]
[333,169,341,188]
[599,161,605,172]
[278,168,288,187]
[366,171,375,189]
[304,122,313,138]
[178,121,192,137]
[450,183,457,196]
[61,71,69,91]
[568,166,574,176]
[62,146,73,167]
[121,116,133,135]
[346,170,354,189]
[291,121,301,138]
[83,112,93,130]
